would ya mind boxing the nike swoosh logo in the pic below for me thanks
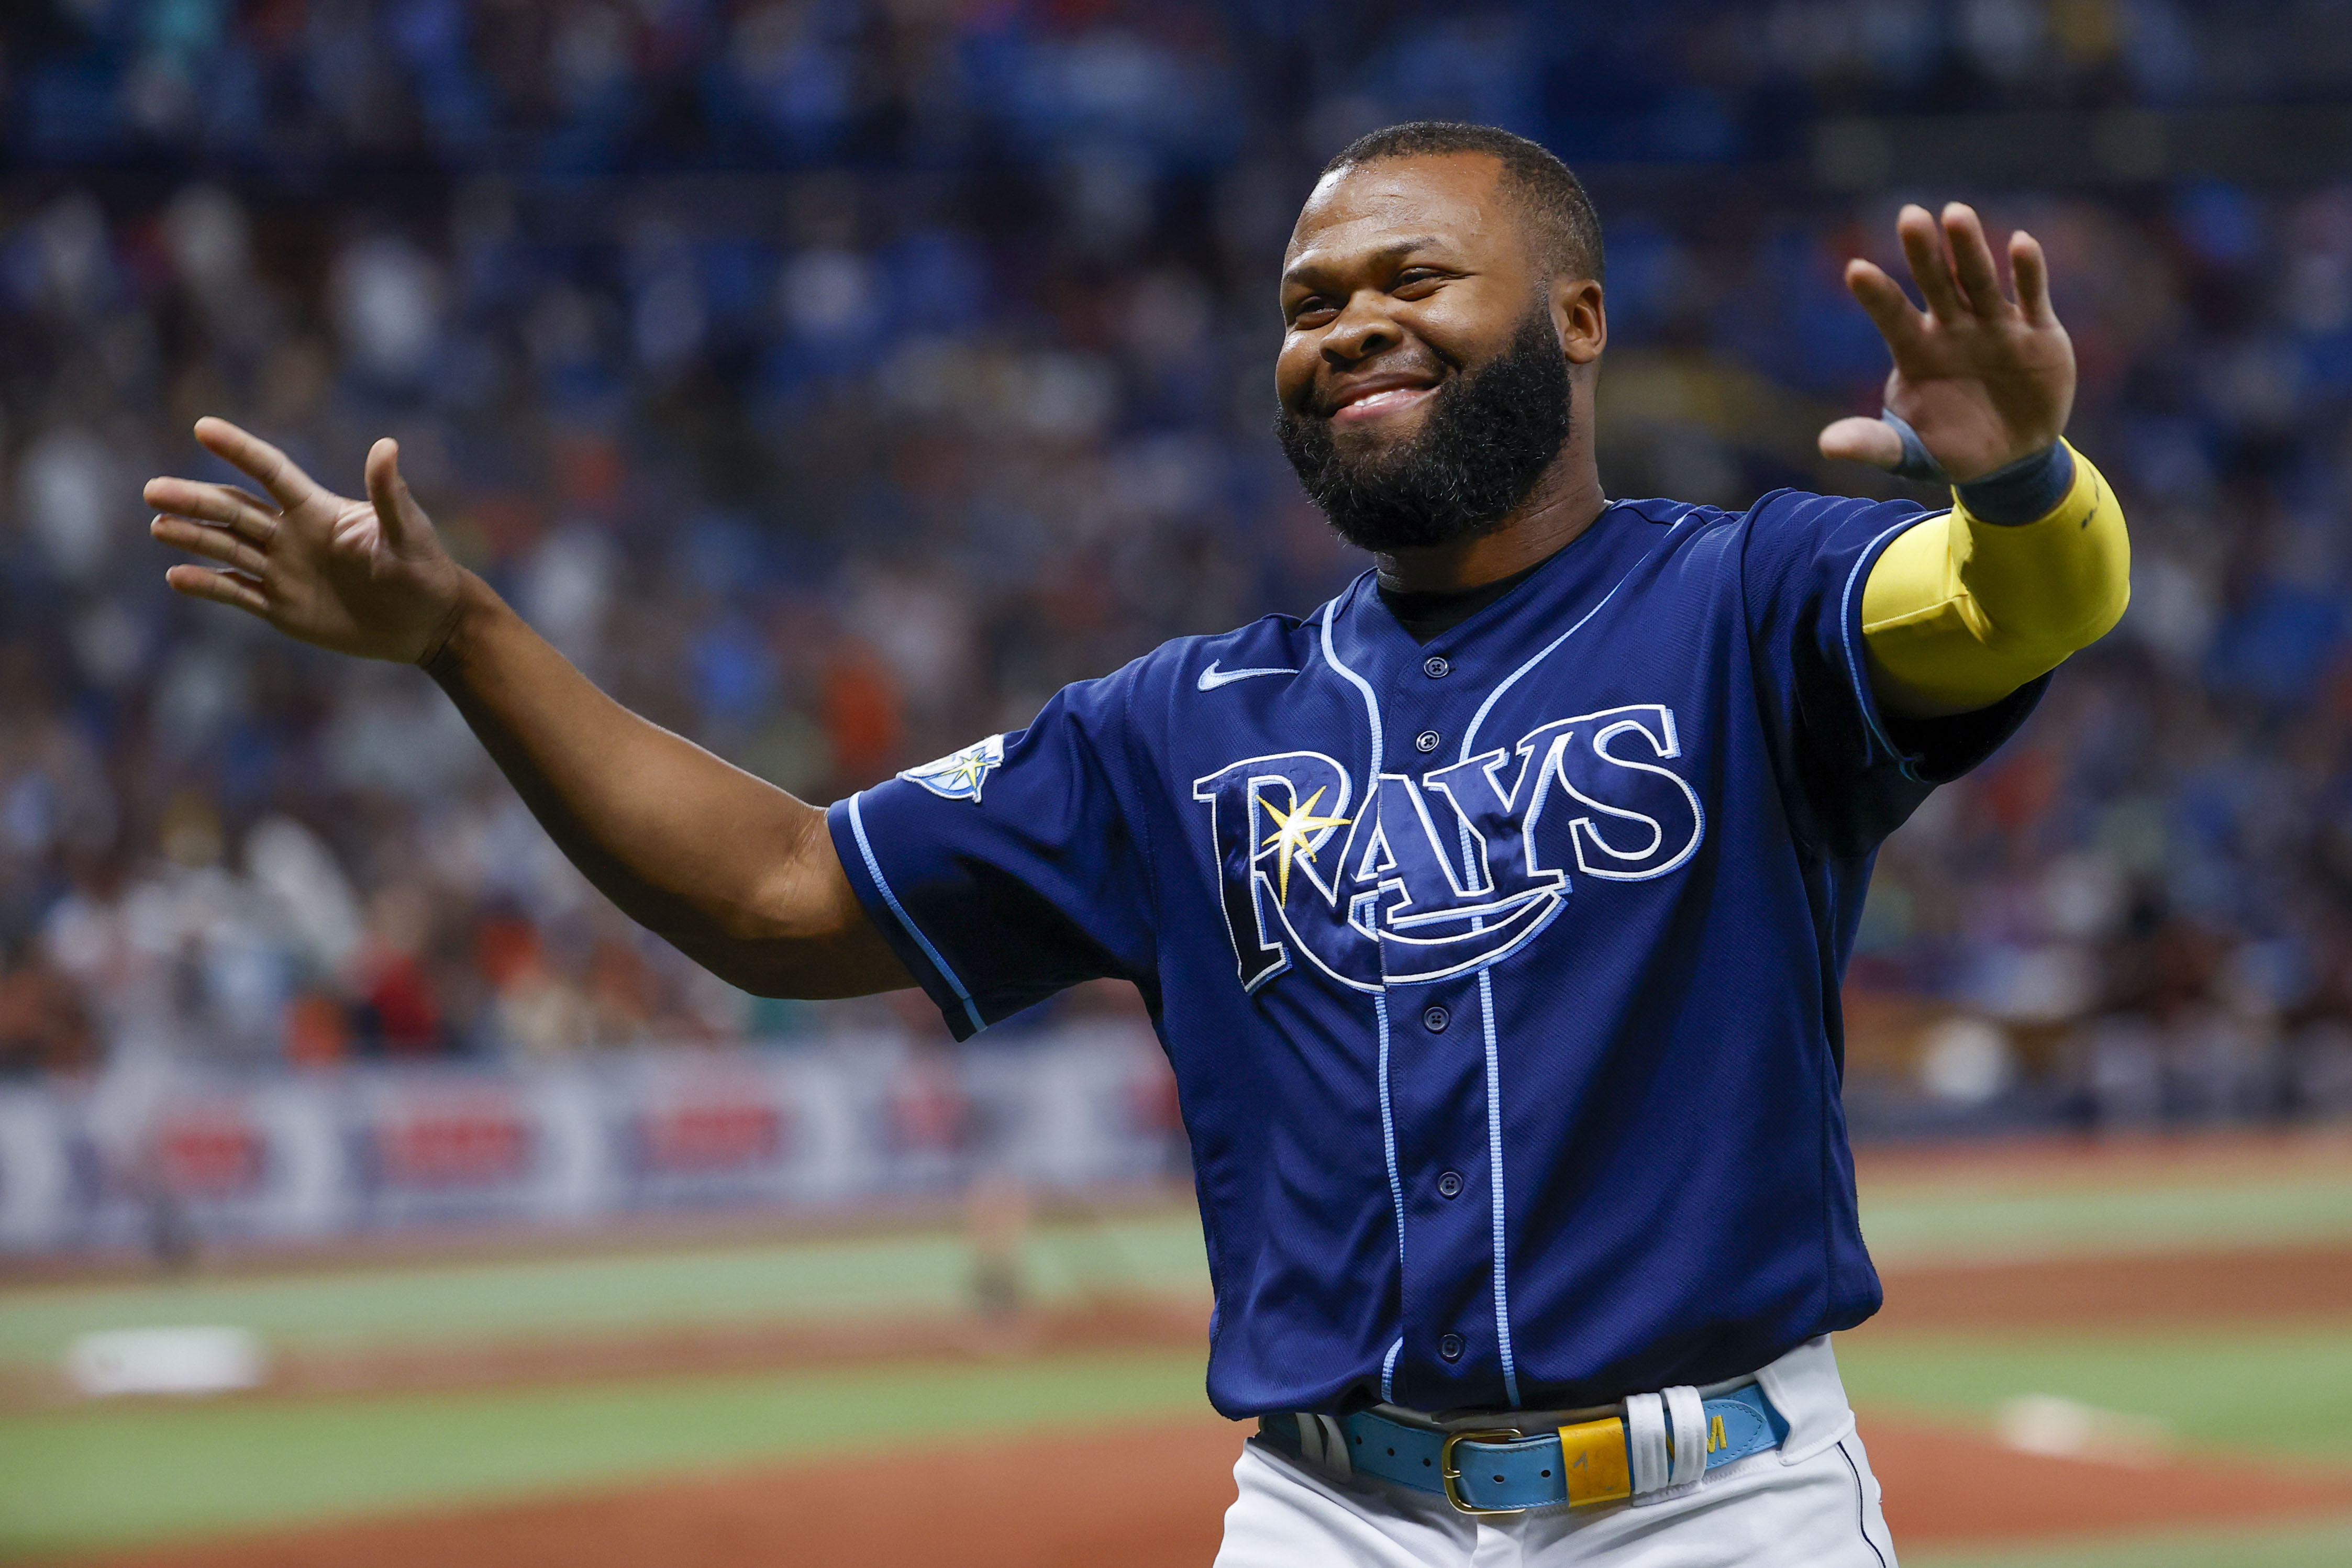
[1197,661,1299,691]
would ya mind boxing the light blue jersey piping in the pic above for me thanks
[1477,967,1521,1407]
[846,793,987,1036]
[1838,514,1944,784]
[1322,596,1413,1403]
[1374,990,1406,1280]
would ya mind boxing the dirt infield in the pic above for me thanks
[1873,1240,2352,1331]
[50,1410,2352,1568]
[1864,1416,2352,1545]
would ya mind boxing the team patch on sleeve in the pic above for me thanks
[900,734,1006,803]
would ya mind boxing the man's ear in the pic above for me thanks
[1554,276,1606,366]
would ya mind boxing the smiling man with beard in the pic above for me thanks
[1277,301,1572,557]
[149,123,2127,1565]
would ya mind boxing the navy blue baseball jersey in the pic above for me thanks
[828,490,2043,1418]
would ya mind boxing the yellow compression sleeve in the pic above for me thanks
[1860,442,2131,717]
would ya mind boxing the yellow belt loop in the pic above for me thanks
[1556,1416,1634,1507]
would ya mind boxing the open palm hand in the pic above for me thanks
[147,418,467,665]
[1818,203,2076,483]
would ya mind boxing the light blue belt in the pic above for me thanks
[1259,1383,1788,1515]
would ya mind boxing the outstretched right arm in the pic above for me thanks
[1818,203,2129,720]
[146,418,912,1000]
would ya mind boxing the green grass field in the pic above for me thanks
[2,1148,2348,1561]
[1856,1164,2352,1264]
[1838,1323,2352,1462]
[0,1349,1211,1558]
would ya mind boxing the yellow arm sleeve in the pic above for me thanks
[1860,442,2131,717]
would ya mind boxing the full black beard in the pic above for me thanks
[1275,307,1571,554]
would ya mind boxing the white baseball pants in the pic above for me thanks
[1213,1338,1899,1567]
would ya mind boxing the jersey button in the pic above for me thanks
[1414,730,1441,753]
[1422,1005,1449,1033]
[1437,1170,1463,1199]
[1423,655,1450,679]
[1439,1333,1465,1362]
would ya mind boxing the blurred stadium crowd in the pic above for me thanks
[3,1,2351,1129]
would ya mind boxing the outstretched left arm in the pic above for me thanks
[1823,203,2130,720]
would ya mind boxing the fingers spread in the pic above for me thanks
[2011,230,2056,326]
[220,484,281,520]
[143,477,278,542]
[192,417,320,511]
[1941,203,2007,318]
[151,515,269,577]
[164,563,269,617]
[1845,259,1924,347]
[1896,204,1967,321]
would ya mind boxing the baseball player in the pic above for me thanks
[148,121,2126,1565]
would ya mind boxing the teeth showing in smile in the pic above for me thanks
[1336,386,1429,418]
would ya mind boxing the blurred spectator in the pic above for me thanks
[0,2,2350,1133]
[352,883,447,1058]
[0,936,94,1077]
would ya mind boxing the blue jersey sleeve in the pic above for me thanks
[1740,490,2047,857]
[826,666,1159,1040]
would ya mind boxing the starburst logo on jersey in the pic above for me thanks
[901,735,1006,803]
[1192,705,1705,992]
[1258,787,1351,904]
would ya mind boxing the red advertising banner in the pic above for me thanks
[640,1086,789,1175]
[374,1090,533,1190]
[154,1104,269,1199]
[0,1027,1177,1253]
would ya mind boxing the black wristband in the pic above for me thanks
[1878,410,2074,526]
[1880,410,1949,483]
[1952,441,2075,525]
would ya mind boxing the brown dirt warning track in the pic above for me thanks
[1873,1239,2352,1330]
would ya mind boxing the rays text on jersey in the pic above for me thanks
[1191,705,1705,992]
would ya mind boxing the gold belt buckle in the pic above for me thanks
[1438,1426,1527,1517]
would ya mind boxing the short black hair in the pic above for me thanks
[1322,121,1604,284]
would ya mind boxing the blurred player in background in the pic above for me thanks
[148,124,2125,1564]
